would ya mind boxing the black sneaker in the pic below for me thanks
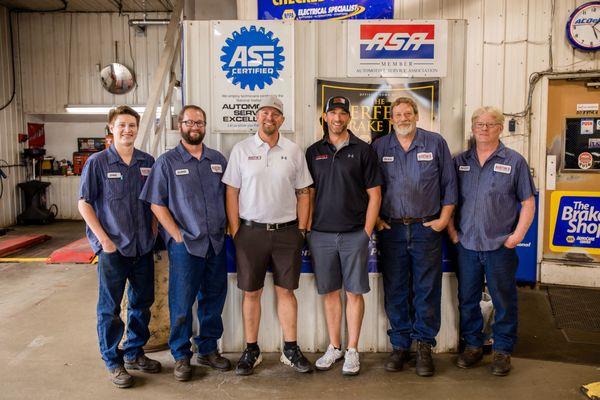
[415,341,435,377]
[455,346,483,369]
[174,357,192,382]
[491,352,511,376]
[124,354,162,373]
[108,365,134,388]
[235,347,262,376]
[280,345,313,373]
[384,349,410,372]
[197,351,232,371]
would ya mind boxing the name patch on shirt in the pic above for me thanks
[417,152,433,162]
[211,164,223,173]
[248,155,262,161]
[315,155,329,160]
[459,165,470,172]
[175,169,190,176]
[382,156,394,163]
[493,163,512,174]
[140,167,151,176]
[107,172,122,179]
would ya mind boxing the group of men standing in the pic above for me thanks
[79,94,535,388]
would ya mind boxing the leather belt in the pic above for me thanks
[240,218,298,231]
[383,215,437,225]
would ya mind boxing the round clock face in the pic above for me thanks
[566,1,600,51]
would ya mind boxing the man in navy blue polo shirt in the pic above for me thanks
[448,106,535,376]
[306,96,382,376]
[78,105,160,389]
[140,105,230,382]
[372,96,457,377]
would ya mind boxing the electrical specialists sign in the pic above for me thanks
[549,191,600,255]
[212,21,294,132]
[347,20,448,77]
[258,0,393,20]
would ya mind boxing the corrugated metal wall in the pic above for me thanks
[0,7,26,228]
[16,12,170,113]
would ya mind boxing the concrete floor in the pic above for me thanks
[0,261,598,400]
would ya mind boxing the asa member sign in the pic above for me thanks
[347,20,448,77]
[211,21,294,132]
[550,191,600,255]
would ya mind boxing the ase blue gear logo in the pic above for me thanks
[220,26,285,91]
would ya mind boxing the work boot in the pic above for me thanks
[455,346,484,369]
[491,352,511,376]
[415,341,435,377]
[174,357,192,381]
[384,349,410,372]
[108,365,134,388]
[280,345,313,373]
[197,351,232,371]
[124,354,162,373]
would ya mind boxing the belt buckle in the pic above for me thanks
[401,218,411,225]
[266,223,277,231]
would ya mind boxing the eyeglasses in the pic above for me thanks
[474,122,502,129]
[182,120,206,128]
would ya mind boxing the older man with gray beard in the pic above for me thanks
[372,97,457,377]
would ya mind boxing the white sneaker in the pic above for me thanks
[342,348,360,376]
[315,344,344,371]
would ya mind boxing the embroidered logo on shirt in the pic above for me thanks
[107,172,122,179]
[382,156,394,162]
[211,164,223,173]
[315,155,329,160]
[417,152,433,161]
[493,163,512,174]
[459,165,470,172]
[175,169,190,176]
[248,155,262,160]
[140,167,151,176]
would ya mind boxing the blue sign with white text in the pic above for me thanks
[552,195,600,250]
[258,0,393,20]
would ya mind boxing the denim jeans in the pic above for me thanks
[167,241,227,361]
[456,243,519,354]
[378,222,442,350]
[96,250,154,370]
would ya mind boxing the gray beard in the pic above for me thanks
[394,124,412,136]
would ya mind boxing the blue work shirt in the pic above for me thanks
[79,145,155,257]
[372,128,457,219]
[140,142,227,258]
[454,142,536,252]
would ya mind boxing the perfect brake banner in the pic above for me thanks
[258,0,393,20]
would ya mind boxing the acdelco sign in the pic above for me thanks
[359,24,435,59]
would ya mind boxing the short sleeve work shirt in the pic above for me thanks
[372,128,458,219]
[140,142,228,257]
[79,145,155,256]
[454,142,536,252]
[306,131,383,233]
[221,133,313,224]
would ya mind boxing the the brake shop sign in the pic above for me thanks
[549,191,600,255]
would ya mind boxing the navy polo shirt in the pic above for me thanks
[372,128,457,219]
[454,142,536,252]
[306,131,383,233]
[79,145,155,257]
[140,142,227,258]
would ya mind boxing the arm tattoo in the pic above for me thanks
[295,187,310,196]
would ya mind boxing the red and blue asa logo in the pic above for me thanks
[359,24,435,59]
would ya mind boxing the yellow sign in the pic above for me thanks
[549,191,600,255]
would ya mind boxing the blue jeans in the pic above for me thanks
[168,241,227,361]
[456,243,519,354]
[97,250,154,370]
[378,223,442,349]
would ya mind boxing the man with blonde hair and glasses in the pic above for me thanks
[448,106,535,376]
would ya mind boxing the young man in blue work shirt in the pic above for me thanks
[140,105,230,382]
[372,97,457,377]
[448,106,535,376]
[78,105,161,389]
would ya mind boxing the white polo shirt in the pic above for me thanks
[222,132,313,223]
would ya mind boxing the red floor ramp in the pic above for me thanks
[47,238,95,264]
[0,234,51,257]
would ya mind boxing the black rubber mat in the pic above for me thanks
[547,286,600,331]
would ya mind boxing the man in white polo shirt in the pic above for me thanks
[222,96,314,376]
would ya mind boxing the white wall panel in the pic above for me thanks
[41,176,82,220]
[0,7,26,228]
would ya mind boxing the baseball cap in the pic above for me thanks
[325,96,351,113]
[257,96,284,115]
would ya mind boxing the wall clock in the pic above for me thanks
[566,1,600,51]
